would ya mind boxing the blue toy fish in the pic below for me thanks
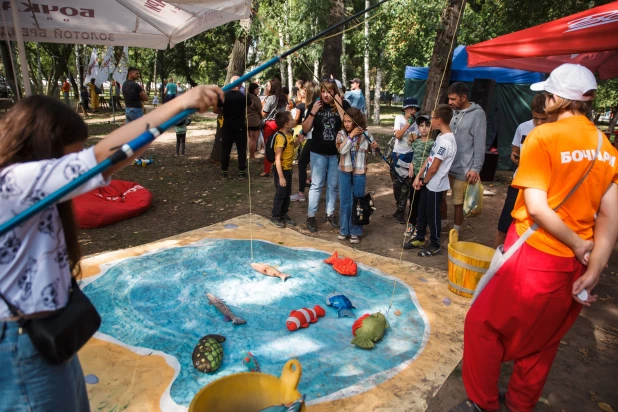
[241,350,261,372]
[325,292,356,318]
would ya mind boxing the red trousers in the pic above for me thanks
[263,120,278,174]
[463,225,584,411]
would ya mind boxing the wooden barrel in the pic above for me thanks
[447,229,494,298]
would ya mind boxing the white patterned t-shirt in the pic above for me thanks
[0,147,108,318]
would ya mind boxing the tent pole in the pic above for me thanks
[10,0,32,96]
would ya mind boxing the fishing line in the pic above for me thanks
[388,0,468,312]
[244,30,255,262]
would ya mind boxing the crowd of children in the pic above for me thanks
[243,77,569,261]
[263,79,461,257]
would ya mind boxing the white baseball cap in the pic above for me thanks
[530,64,597,101]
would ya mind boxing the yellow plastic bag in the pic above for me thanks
[463,182,484,217]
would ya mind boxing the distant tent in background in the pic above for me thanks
[404,46,544,170]
[86,48,99,83]
[113,47,130,85]
[95,46,115,87]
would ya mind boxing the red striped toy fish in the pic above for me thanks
[286,305,326,331]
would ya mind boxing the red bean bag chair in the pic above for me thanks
[73,180,152,229]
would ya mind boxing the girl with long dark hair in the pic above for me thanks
[0,86,222,411]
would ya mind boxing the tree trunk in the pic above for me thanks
[373,53,383,125]
[152,55,157,96]
[45,45,73,97]
[341,31,347,86]
[284,0,293,90]
[0,41,22,100]
[225,18,253,84]
[321,0,344,79]
[226,34,248,83]
[68,72,79,100]
[421,0,466,114]
[36,43,43,94]
[74,44,82,98]
[364,0,370,109]
[314,59,319,79]
[158,49,165,98]
[278,25,287,85]
[178,41,198,87]
[26,57,41,95]
[609,104,618,137]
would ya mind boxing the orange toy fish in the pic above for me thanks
[286,305,326,331]
[324,251,358,276]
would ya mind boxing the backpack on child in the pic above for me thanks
[352,193,376,225]
[265,131,287,163]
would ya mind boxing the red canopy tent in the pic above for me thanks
[467,2,618,79]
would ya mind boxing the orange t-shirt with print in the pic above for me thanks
[512,115,618,257]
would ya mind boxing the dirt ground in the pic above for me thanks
[80,110,618,412]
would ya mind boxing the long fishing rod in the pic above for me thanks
[0,0,393,237]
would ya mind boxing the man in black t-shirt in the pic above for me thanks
[122,67,148,123]
[214,76,248,178]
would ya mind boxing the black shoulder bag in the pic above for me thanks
[349,136,376,225]
[0,277,101,364]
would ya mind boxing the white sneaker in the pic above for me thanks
[290,192,305,202]
[350,235,360,244]
[338,234,348,240]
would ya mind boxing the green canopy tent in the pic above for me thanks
[404,46,545,170]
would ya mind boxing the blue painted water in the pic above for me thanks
[84,239,428,406]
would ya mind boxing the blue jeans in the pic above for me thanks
[0,321,90,411]
[339,171,366,236]
[125,107,143,123]
[308,152,339,217]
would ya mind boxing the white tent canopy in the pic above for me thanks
[0,0,250,49]
[0,0,249,96]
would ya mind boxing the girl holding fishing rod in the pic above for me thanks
[0,85,222,411]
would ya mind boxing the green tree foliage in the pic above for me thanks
[11,0,617,98]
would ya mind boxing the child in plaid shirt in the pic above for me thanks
[336,108,379,244]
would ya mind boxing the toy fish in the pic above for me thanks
[251,262,291,282]
[325,292,356,318]
[192,334,225,373]
[206,293,246,325]
[324,251,358,276]
[241,350,261,372]
[351,312,389,349]
[286,305,326,331]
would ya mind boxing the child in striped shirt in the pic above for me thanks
[336,108,379,244]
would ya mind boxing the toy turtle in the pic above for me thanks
[192,334,226,373]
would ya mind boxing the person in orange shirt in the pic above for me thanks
[61,78,71,105]
[453,64,618,412]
